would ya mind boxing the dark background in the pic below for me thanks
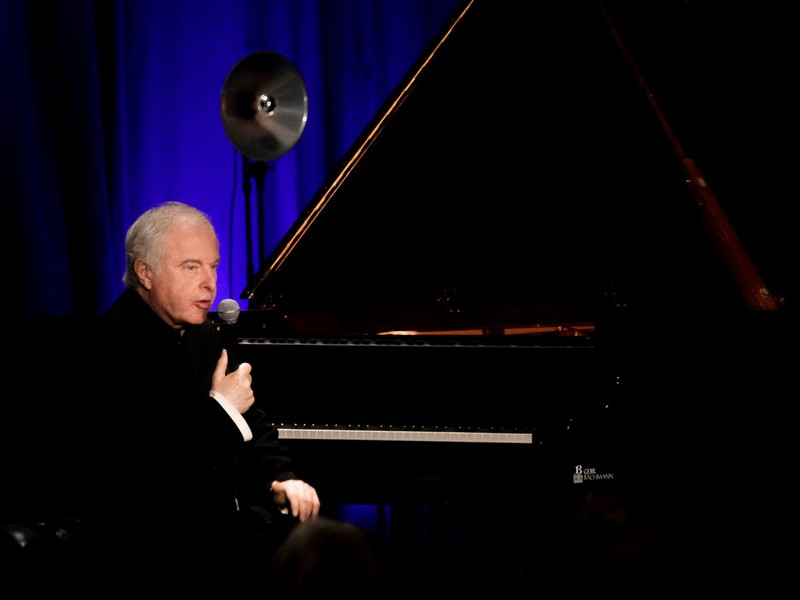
[2,1,797,595]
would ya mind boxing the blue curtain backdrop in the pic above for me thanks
[2,0,461,319]
[4,0,798,323]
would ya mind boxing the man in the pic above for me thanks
[83,201,320,593]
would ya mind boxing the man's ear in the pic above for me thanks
[134,258,153,290]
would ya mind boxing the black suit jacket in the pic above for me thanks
[83,289,299,586]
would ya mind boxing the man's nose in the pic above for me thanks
[202,267,217,290]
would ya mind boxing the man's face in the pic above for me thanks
[142,221,220,328]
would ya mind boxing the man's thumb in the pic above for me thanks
[213,348,228,380]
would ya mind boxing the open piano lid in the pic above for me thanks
[241,0,790,338]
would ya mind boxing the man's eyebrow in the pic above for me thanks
[179,258,220,266]
[179,258,203,266]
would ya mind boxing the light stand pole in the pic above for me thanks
[240,154,272,280]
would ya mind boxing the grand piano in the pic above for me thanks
[223,0,794,594]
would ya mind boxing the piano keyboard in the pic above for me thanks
[277,426,532,444]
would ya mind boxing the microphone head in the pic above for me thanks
[217,298,241,324]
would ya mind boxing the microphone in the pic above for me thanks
[217,298,241,374]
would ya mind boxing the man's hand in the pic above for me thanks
[211,349,254,414]
[271,479,321,521]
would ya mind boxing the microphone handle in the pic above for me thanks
[219,323,240,374]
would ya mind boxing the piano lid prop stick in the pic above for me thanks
[594,0,779,311]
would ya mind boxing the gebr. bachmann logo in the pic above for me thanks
[573,464,614,484]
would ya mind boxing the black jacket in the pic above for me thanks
[83,289,298,582]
